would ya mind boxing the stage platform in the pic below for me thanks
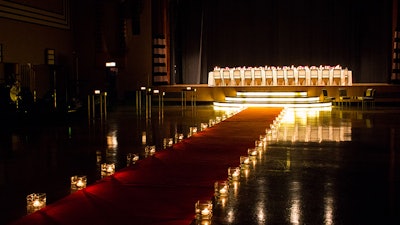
[151,83,400,106]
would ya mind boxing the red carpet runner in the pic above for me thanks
[10,107,282,225]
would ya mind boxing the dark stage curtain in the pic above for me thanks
[171,0,393,84]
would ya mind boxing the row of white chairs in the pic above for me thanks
[208,67,352,86]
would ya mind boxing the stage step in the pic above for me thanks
[213,91,332,108]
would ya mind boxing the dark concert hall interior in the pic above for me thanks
[1,1,400,225]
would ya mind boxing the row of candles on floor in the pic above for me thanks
[26,163,115,214]
[194,109,287,224]
[25,109,242,215]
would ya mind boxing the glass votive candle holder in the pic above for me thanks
[215,116,221,123]
[228,167,241,181]
[163,138,173,148]
[255,140,263,149]
[175,133,184,142]
[259,134,267,142]
[145,145,156,155]
[71,175,87,192]
[195,200,213,220]
[209,119,215,127]
[101,163,115,177]
[248,147,259,158]
[200,123,208,131]
[214,180,229,198]
[189,127,197,137]
[222,114,227,121]
[26,193,46,214]
[240,156,250,169]
[127,153,139,166]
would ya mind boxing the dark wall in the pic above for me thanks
[173,0,393,84]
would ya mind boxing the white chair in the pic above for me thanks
[310,68,319,86]
[276,69,285,85]
[265,69,273,86]
[244,69,253,86]
[286,68,296,85]
[342,68,349,86]
[321,69,331,86]
[298,69,306,86]
[233,69,242,86]
[211,69,222,86]
[333,69,342,86]
[347,70,353,85]
[222,69,232,86]
[254,69,263,86]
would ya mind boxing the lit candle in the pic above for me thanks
[201,208,210,216]
[76,180,84,188]
[27,193,46,214]
[219,186,227,195]
[106,165,114,173]
[33,199,41,207]
[248,148,258,156]
[228,167,240,181]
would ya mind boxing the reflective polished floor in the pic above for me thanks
[1,103,400,225]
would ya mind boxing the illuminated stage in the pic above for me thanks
[154,83,400,107]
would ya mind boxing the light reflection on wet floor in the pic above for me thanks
[209,107,400,225]
[1,105,400,225]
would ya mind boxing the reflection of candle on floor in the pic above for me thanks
[141,132,146,144]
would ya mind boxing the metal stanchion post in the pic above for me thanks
[92,95,95,119]
[145,88,151,119]
[100,93,103,119]
[103,92,107,119]
[87,95,91,121]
